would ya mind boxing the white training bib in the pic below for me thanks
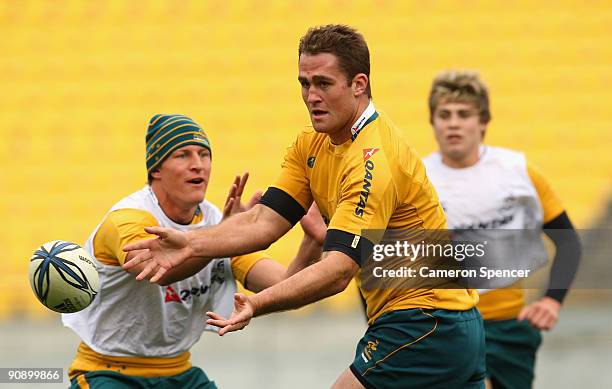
[423,146,548,291]
[62,186,236,357]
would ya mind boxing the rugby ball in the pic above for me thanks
[29,240,100,313]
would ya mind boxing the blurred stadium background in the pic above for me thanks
[0,0,610,387]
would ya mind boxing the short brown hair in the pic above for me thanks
[429,70,491,124]
[299,24,372,98]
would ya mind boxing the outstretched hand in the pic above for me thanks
[123,226,192,283]
[223,172,263,219]
[517,296,561,331]
[206,293,255,336]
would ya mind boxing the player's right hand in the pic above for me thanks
[122,226,193,283]
[206,293,254,336]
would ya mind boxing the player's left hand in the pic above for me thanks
[517,296,561,331]
[223,172,263,219]
[206,293,255,336]
[123,226,193,283]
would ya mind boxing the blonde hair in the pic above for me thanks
[428,70,491,124]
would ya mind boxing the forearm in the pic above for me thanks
[243,235,323,293]
[250,252,356,317]
[544,231,581,302]
[186,204,291,259]
[286,235,322,278]
[243,258,286,293]
[543,212,582,303]
[158,257,215,286]
[124,250,213,285]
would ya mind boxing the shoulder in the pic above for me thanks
[103,208,158,230]
[485,145,526,166]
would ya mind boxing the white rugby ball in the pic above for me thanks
[29,240,100,313]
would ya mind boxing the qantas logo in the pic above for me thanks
[362,148,379,162]
[164,282,220,304]
[355,159,375,217]
[164,286,181,303]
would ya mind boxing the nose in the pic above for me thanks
[190,154,204,170]
[448,113,460,128]
[307,88,322,105]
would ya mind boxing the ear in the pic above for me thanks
[352,73,369,97]
[478,122,487,141]
[151,168,161,180]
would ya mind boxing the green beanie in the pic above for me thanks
[146,114,211,174]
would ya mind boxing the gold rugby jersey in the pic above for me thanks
[261,108,478,323]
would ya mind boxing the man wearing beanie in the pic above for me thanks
[62,114,323,388]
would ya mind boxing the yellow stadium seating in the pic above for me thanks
[1,0,610,318]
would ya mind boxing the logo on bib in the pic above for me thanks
[164,286,181,303]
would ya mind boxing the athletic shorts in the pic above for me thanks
[484,319,542,389]
[69,366,216,389]
[350,307,486,389]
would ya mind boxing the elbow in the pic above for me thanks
[331,268,354,295]
[256,239,274,251]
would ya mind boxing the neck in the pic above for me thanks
[441,148,481,169]
[329,97,370,145]
[151,184,198,225]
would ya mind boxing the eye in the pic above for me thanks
[299,80,310,88]
[458,110,474,119]
[437,111,450,120]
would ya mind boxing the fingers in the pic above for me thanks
[149,266,168,284]
[218,321,248,336]
[519,304,558,331]
[531,308,557,331]
[205,315,232,328]
[124,238,155,253]
[205,312,248,335]
[206,311,226,321]
[205,294,253,336]
[223,198,235,219]
[529,307,547,326]
[533,316,554,331]
[234,293,249,305]
[122,250,152,270]
[225,182,238,207]
[143,226,171,239]
[517,306,529,321]
[236,172,249,198]
[134,260,157,281]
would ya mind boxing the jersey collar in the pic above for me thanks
[350,100,378,142]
